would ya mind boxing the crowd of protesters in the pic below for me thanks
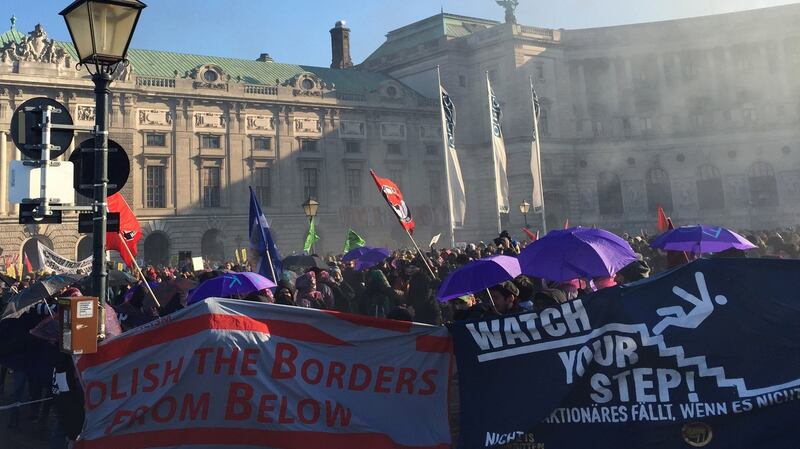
[0,225,797,448]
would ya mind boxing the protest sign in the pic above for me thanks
[75,298,453,449]
[449,258,800,449]
[191,256,204,271]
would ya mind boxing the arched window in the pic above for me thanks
[201,229,225,263]
[748,161,778,207]
[597,172,624,215]
[76,235,93,261]
[646,167,673,212]
[21,236,53,276]
[696,165,725,210]
[144,232,171,267]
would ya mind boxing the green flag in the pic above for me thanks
[343,228,366,253]
[304,218,319,253]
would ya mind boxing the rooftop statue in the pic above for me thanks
[496,0,519,25]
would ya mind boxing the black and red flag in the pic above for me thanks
[107,193,142,268]
[370,170,415,234]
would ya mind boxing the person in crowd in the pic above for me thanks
[488,281,521,315]
[360,270,401,318]
[295,271,325,309]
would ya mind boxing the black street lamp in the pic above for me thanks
[61,0,146,337]
[519,200,531,229]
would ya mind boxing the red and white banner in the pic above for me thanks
[75,298,453,449]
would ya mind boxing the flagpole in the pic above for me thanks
[263,243,277,283]
[487,71,503,235]
[404,228,437,280]
[118,234,161,308]
[437,66,457,248]
[530,75,548,234]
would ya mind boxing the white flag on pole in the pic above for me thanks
[530,77,545,209]
[439,86,467,226]
[487,75,510,214]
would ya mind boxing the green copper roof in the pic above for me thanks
[364,13,499,63]
[0,26,24,47]
[1,23,415,95]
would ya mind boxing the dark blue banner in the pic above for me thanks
[450,259,800,449]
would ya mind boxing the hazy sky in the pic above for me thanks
[5,0,798,67]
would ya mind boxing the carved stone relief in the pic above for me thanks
[778,170,800,203]
[724,175,748,208]
[622,180,646,212]
[380,122,406,140]
[75,105,95,122]
[246,114,275,133]
[673,178,697,209]
[294,117,321,135]
[194,112,226,129]
[339,120,365,138]
[137,109,173,129]
[0,24,67,66]
[419,125,442,140]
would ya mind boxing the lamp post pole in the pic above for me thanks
[91,72,112,337]
[519,200,531,229]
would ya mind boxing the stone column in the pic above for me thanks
[0,131,7,215]
[11,137,18,217]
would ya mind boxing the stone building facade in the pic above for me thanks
[0,20,447,269]
[364,5,800,241]
[2,4,800,270]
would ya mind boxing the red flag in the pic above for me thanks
[563,219,570,229]
[657,206,669,233]
[370,170,415,234]
[522,228,537,241]
[107,193,142,268]
[23,252,33,273]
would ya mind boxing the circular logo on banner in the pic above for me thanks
[682,422,713,447]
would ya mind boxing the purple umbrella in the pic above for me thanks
[437,255,521,302]
[519,227,637,282]
[342,246,374,262]
[354,248,392,271]
[650,225,757,254]
[187,272,276,305]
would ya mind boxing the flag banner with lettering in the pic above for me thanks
[486,75,509,214]
[529,77,544,209]
[370,169,416,234]
[449,258,800,449]
[37,241,93,275]
[75,298,453,449]
[439,85,467,225]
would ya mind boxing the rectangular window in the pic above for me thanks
[641,117,653,132]
[252,136,271,151]
[254,167,272,207]
[387,143,403,155]
[535,63,545,81]
[622,118,632,135]
[345,141,361,153]
[146,165,166,208]
[723,110,733,122]
[690,113,704,129]
[145,132,166,147]
[345,168,362,205]
[389,169,403,188]
[200,134,221,149]
[303,167,319,200]
[458,75,467,87]
[428,171,442,204]
[593,121,603,137]
[300,139,318,152]
[425,144,439,156]
[202,167,221,208]
[743,108,756,123]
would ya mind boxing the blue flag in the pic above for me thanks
[249,187,281,283]
[449,258,800,449]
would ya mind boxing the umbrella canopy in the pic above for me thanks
[282,254,327,271]
[1,273,83,320]
[342,246,374,262]
[187,272,276,305]
[437,255,521,302]
[650,225,757,254]
[107,270,138,287]
[354,248,392,271]
[519,227,637,282]
[123,281,159,303]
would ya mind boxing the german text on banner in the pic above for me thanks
[449,259,800,449]
[75,299,453,449]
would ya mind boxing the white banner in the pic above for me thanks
[530,77,545,209]
[439,86,467,226]
[487,75,510,214]
[37,241,93,275]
